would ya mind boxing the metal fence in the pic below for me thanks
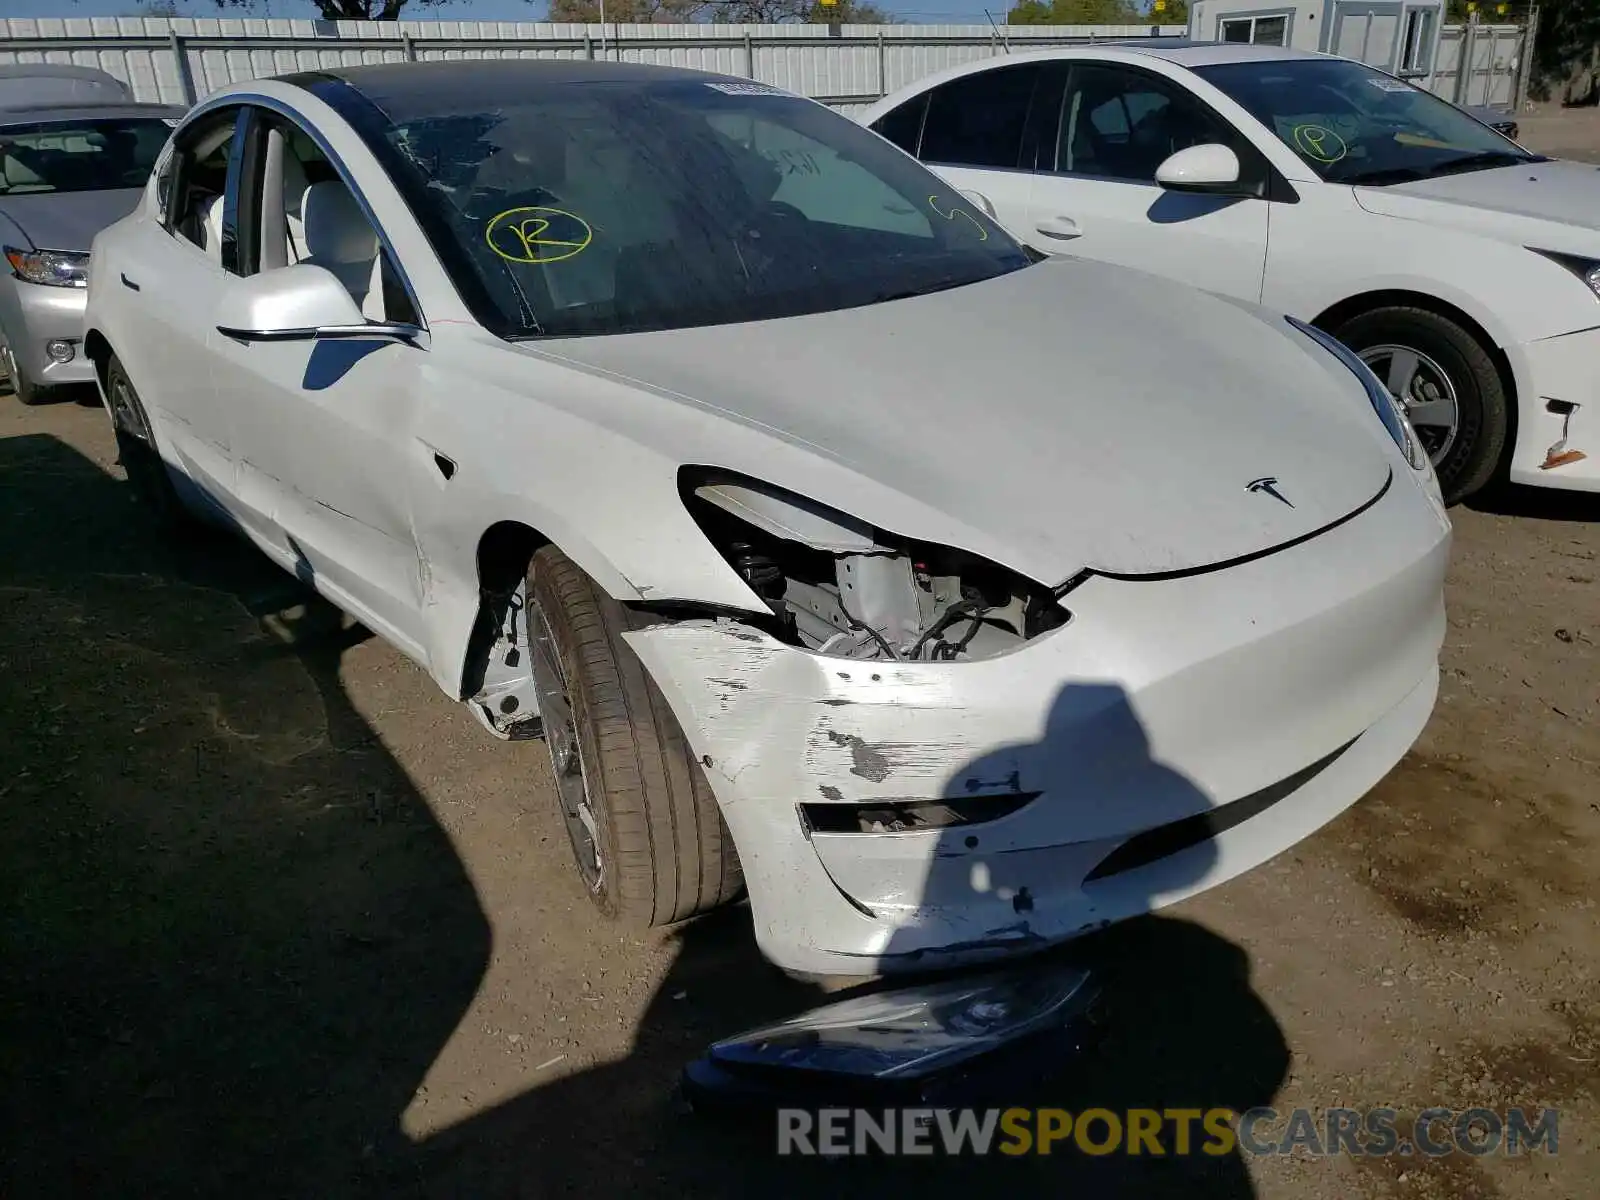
[0,16,1525,115]
[0,16,1186,115]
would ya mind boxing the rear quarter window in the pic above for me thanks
[870,93,929,156]
[917,64,1041,170]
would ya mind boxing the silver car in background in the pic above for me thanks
[0,76,185,403]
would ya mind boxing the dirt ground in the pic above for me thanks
[4,116,1598,1199]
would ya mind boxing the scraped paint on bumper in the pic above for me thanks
[626,472,1451,977]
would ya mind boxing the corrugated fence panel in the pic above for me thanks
[0,17,1194,108]
[0,18,1523,112]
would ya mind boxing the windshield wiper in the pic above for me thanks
[867,272,985,306]
[1422,149,1545,178]
[1342,166,1428,186]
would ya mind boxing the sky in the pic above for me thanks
[3,0,1157,26]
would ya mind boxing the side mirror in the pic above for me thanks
[215,263,420,345]
[1154,143,1245,195]
[958,188,997,218]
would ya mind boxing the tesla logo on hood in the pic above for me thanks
[1246,477,1294,508]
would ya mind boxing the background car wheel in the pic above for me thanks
[104,355,195,532]
[1331,306,1508,504]
[3,341,46,406]
[527,544,744,925]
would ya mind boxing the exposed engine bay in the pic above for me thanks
[685,476,1070,662]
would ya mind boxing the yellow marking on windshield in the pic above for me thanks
[485,206,593,264]
[1291,124,1348,164]
[927,194,988,240]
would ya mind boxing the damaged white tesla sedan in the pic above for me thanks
[85,60,1451,976]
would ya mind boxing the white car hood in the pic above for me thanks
[533,258,1392,584]
[1354,159,1600,246]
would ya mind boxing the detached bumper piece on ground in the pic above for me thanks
[680,961,1099,1119]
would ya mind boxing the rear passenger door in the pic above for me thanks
[868,62,1049,241]
[113,105,246,501]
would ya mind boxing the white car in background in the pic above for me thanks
[861,42,1600,504]
[86,61,1449,977]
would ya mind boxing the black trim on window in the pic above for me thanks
[153,144,178,228]
[221,106,265,276]
[1019,63,1068,175]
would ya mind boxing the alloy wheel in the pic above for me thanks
[529,600,604,894]
[1356,343,1461,466]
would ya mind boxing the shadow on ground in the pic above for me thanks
[387,910,1286,1198]
[1465,480,1600,522]
[2,431,1289,1198]
[390,684,1291,1196]
[0,433,490,1196]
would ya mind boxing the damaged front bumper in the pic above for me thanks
[625,472,1451,977]
[1507,324,1600,489]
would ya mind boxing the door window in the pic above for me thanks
[869,93,929,157]
[1054,65,1236,183]
[239,108,418,326]
[917,63,1043,170]
[164,108,242,266]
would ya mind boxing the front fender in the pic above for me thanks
[410,345,777,698]
[1267,200,1593,349]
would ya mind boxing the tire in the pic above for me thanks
[3,341,45,406]
[527,544,744,925]
[1331,305,1508,505]
[104,354,196,533]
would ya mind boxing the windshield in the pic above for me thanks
[0,117,172,196]
[336,76,1029,339]
[1192,59,1542,186]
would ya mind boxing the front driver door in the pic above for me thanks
[1023,62,1271,303]
[208,106,433,660]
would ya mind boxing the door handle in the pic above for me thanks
[1034,217,1083,240]
[120,273,141,291]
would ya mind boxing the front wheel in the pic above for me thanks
[1332,306,1508,505]
[526,545,744,925]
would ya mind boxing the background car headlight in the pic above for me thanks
[1528,247,1600,301]
[1286,316,1429,472]
[4,247,89,289]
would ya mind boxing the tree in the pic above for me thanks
[1007,0,1140,25]
[1146,0,1187,24]
[1445,0,1518,19]
[208,0,453,18]
[545,0,689,19]
[547,0,892,20]
[1529,0,1600,105]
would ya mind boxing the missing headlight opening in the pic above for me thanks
[681,471,1070,662]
